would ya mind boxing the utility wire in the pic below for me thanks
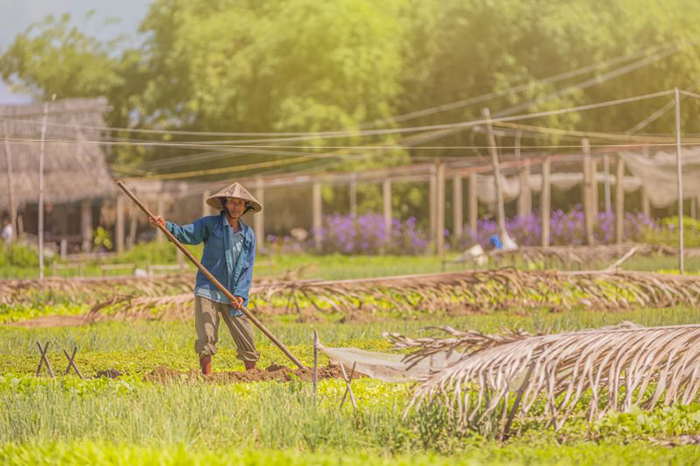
[1,89,677,149]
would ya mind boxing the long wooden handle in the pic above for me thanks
[116,180,306,370]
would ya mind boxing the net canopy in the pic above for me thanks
[620,147,700,208]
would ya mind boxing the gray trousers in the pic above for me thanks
[194,296,259,362]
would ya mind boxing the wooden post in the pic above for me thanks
[156,197,165,242]
[520,160,532,216]
[350,174,357,219]
[641,146,650,217]
[468,171,478,235]
[312,182,322,250]
[452,175,463,240]
[482,108,508,239]
[436,161,446,256]
[80,200,92,252]
[541,156,551,247]
[382,178,392,247]
[17,213,23,239]
[615,155,625,245]
[429,165,437,248]
[516,131,531,217]
[254,177,265,251]
[116,194,125,254]
[582,138,595,245]
[691,197,697,220]
[128,208,138,248]
[674,87,685,274]
[604,154,612,214]
[2,122,16,243]
[591,157,599,218]
[202,190,211,216]
[642,189,651,218]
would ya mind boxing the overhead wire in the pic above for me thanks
[494,44,684,118]
[362,42,683,127]
[0,89,678,149]
[626,82,700,134]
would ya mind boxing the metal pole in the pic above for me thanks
[38,97,53,280]
[482,108,509,241]
[116,180,306,369]
[674,87,685,274]
[2,122,16,242]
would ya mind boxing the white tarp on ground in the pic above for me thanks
[318,343,461,382]
[620,148,700,208]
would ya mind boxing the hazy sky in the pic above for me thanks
[0,0,150,104]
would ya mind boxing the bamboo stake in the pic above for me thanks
[63,347,84,379]
[313,330,319,394]
[36,341,55,378]
[340,362,357,410]
[116,180,306,369]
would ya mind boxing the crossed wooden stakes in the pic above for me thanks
[312,331,358,410]
[36,341,85,379]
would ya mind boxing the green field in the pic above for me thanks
[2,250,700,464]
[3,306,700,465]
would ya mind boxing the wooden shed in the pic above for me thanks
[0,97,115,251]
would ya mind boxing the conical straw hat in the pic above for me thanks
[206,182,262,213]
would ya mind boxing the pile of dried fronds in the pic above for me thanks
[0,275,194,305]
[83,268,700,322]
[389,323,700,436]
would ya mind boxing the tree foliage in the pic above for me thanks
[2,0,700,176]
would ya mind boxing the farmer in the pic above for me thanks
[148,182,261,375]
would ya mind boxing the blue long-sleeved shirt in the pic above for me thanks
[166,212,256,317]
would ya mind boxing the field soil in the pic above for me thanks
[7,314,92,328]
[144,363,355,384]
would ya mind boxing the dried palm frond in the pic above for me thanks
[386,326,534,369]
[490,244,694,268]
[0,274,195,305]
[406,323,700,435]
[84,268,700,322]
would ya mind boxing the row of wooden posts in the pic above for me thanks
[113,140,644,256]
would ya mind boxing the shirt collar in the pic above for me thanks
[220,211,246,234]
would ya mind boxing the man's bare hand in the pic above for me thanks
[231,296,244,310]
[149,215,166,228]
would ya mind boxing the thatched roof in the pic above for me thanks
[0,97,115,210]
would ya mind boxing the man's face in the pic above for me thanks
[224,197,247,218]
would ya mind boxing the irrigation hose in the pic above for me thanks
[115,180,307,370]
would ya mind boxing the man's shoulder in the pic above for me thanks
[199,214,223,226]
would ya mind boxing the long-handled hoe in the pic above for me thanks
[116,180,306,370]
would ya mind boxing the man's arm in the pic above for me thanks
[149,215,209,245]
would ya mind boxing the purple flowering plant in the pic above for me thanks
[267,206,665,255]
